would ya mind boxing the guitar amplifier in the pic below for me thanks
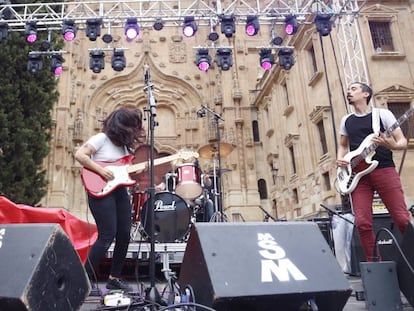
[350,213,402,276]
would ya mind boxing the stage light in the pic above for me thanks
[271,36,283,46]
[182,16,197,37]
[285,15,298,35]
[102,33,113,44]
[208,32,219,41]
[216,48,233,71]
[245,15,260,36]
[315,13,332,36]
[62,19,77,41]
[86,18,102,41]
[278,48,295,70]
[25,21,37,43]
[50,54,63,76]
[0,22,8,42]
[89,50,105,73]
[195,48,211,72]
[27,53,43,74]
[259,48,275,70]
[220,15,236,38]
[153,18,164,31]
[39,40,51,51]
[124,17,139,41]
[111,49,126,72]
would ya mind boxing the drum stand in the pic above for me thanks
[143,67,161,306]
[210,152,227,222]
[199,105,227,222]
[160,252,179,305]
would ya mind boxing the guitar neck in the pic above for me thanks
[126,153,181,174]
[352,107,414,168]
[127,151,198,174]
[384,107,414,137]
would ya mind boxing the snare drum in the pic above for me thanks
[140,192,191,243]
[174,163,202,200]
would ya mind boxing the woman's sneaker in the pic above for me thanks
[106,278,133,292]
[89,284,102,297]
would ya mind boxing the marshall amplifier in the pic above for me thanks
[350,213,403,276]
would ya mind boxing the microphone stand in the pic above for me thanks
[258,205,277,222]
[320,204,355,226]
[200,105,225,222]
[143,68,161,306]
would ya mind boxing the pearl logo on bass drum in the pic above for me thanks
[154,199,176,211]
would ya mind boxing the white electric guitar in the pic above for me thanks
[337,107,414,194]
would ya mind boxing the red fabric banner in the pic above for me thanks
[0,195,97,264]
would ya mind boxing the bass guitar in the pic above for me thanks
[81,150,198,198]
[337,107,414,194]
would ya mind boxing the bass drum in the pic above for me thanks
[140,192,191,243]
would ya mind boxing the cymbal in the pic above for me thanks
[198,142,234,159]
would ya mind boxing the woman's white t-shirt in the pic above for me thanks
[86,132,128,162]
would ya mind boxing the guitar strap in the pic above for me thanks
[372,107,380,135]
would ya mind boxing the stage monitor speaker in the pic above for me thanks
[0,223,90,311]
[396,221,414,308]
[360,261,402,311]
[178,222,352,311]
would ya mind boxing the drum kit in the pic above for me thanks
[130,142,234,243]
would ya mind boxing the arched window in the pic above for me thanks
[258,178,268,199]
[252,120,260,142]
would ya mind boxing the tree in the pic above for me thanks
[0,30,60,206]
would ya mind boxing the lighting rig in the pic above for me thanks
[27,50,66,75]
[88,47,128,74]
[0,2,333,76]
[193,42,296,72]
[193,46,234,72]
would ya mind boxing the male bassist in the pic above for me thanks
[336,82,411,262]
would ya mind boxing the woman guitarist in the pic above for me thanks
[75,107,145,294]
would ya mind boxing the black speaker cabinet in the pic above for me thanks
[350,213,403,276]
[178,222,352,311]
[396,221,414,308]
[0,223,90,311]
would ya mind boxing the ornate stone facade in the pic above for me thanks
[41,0,414,223]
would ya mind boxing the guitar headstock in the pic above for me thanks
[177,149,199,161]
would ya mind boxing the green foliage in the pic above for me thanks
[0,30,60,206]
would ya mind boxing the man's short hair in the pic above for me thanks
[352,82,373,104]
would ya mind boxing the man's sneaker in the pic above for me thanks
[106,278,133,292]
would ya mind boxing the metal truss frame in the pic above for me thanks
[333,0,369,85]
[0,0,332,31]
[0,0,369,89]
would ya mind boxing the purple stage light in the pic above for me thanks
[261,61,272,70]
[54,66,63,76]
[124,18,139,41]
[26,33,37,43]
[198,61,210,72]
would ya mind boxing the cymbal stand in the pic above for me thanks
[202,105,226,222]
[143,67,161,306]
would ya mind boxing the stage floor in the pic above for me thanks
[78,272,414,311]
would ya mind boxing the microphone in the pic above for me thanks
[144,65,150,84]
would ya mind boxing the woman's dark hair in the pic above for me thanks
[102,107,145,150]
